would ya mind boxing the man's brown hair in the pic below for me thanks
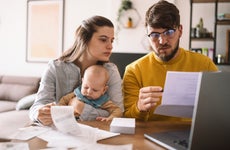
[145,0,180,29]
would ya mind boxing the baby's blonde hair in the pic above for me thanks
[84,65,109,84]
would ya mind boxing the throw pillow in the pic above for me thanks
[16,93,36,110]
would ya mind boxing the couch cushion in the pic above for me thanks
[0,75,40,102]
[0,101,17,112]
[16,94,36,110]
[0,110,30,139]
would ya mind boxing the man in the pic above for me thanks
[123,0,218,121]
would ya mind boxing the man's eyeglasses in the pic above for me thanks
[147,29,176,41]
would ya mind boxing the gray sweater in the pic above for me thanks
[29,60,124,122]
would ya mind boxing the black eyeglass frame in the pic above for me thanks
[147,28,177,40]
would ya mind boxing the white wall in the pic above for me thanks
[63,0,176,53]
[0,0,229,77]
[176,0,190,50]
[64,0,112,50]
[0,0,45,76]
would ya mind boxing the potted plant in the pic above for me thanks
[116,0,133,32]
[117,0,133,22]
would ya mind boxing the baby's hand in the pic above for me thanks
[69,98,85,116]
[96,116,110,122]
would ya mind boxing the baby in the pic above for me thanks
[59,65,122,121]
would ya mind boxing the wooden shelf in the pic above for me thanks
[216,63,230,65]
[217,20,230,25]
[190,0,230,65]
[191,37,214,41]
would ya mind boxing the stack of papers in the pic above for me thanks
[110,118,135,134]
[0,142,29,150]
[10,106,133,150]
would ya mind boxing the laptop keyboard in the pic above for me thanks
[173,139,188,149]
[144,129,190,150]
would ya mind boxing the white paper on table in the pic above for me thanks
[38,125,120,148]
[154,71,202,118]
[38,129,85,148]
[9,126,50,140]
[75,143,133,150]
[40,148,67,150]
[0,142,29,150]
[78,123,120,141]
[51,106,82,135]
[45,106,120,148]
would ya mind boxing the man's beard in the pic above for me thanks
[155,40,179,62]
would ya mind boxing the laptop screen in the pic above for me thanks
[189,71,230,150]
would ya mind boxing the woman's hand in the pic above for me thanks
[37,102,56,126]
[137,86,163,112]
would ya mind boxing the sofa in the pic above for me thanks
[0,75,40,139]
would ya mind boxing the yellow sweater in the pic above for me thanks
[123,48,218,121]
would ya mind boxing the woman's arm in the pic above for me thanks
[29,61,57,124]
[29,60,81,123]
[104,63,124,111]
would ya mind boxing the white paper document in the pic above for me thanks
[75,143,133,150]
[51,106,82,135]
[40,143,132,150]
[37,125,120,148]
[9,126,50,140]
[45,106,119,148]
[154,71,202,118]
[50,106,119,139]
[10,106,121,149]
[38,129,87,148]
[0,142,29,150]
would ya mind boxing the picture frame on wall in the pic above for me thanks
[26,0,64,63]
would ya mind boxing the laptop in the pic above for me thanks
[144,71,230,150]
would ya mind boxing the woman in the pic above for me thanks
[29,15,124,126]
